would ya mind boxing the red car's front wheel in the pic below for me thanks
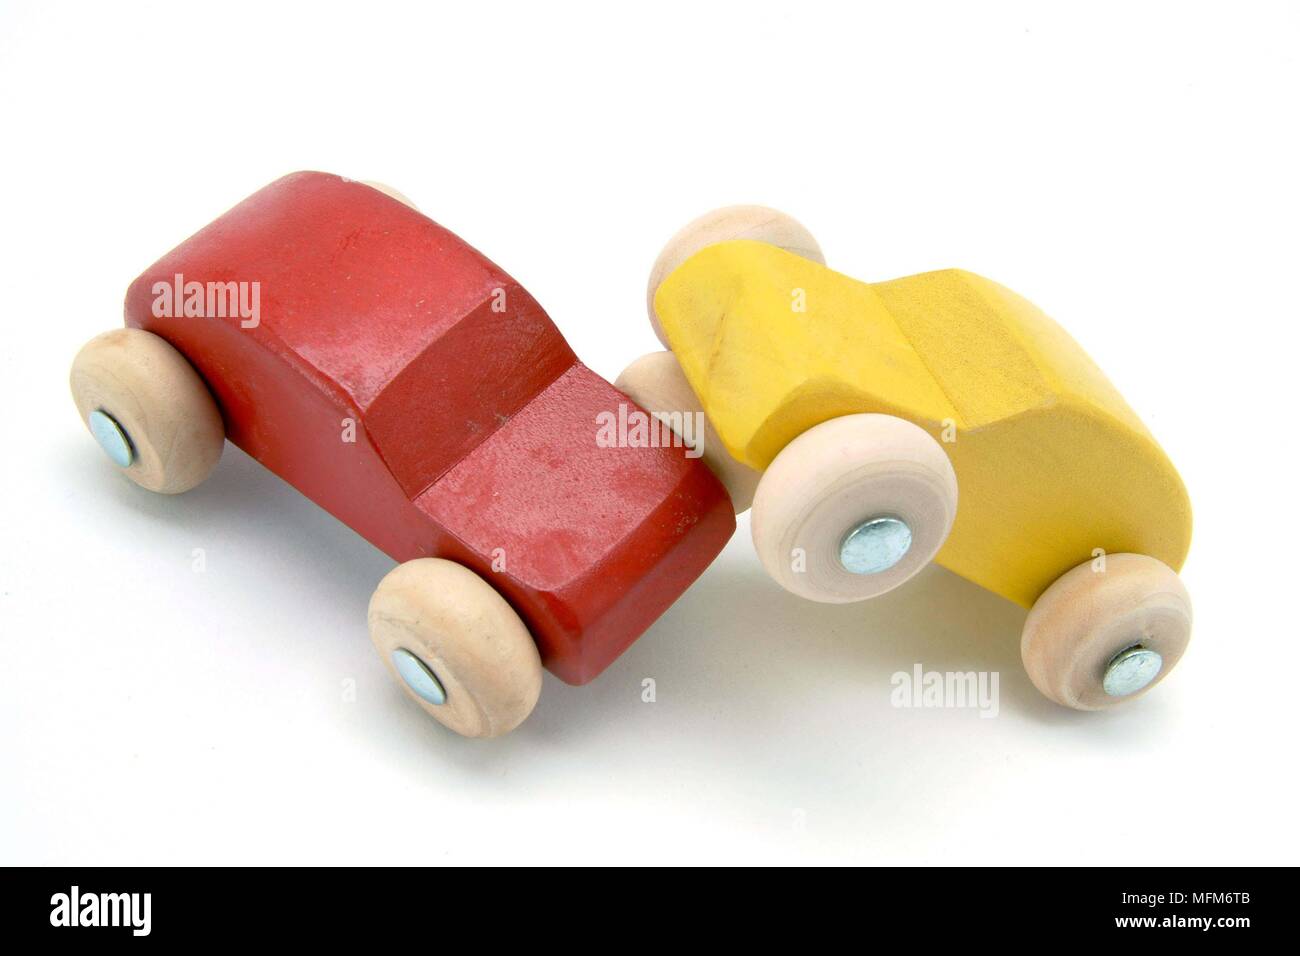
[70,328,224,494]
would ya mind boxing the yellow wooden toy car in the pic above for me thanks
[618,207,1192,711]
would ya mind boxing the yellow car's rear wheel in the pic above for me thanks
[1021,553,1191,710]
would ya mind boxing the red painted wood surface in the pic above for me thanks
[124,171,734,684]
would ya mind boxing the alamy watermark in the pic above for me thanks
[152,272,260,328]
[891,664,999,718]
[50,885,151,936]
[595,402,704,458]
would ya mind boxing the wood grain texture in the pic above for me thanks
[1021,553,1191,710]
[615,350,761,513]
[414,364,736,684]
[654,240,1191,608]
[70,328,224,493]
[122,172,735,684]
[750,414,957,602]
[369,558,542,737]
[646,206,823,347]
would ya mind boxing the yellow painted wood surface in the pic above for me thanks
[654,240,1191,607]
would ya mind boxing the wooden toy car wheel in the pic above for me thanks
[69,328,225,494]
[615,350,761,513]
[751,414,958,603]
[359,180,418,209]
[368,558,543,738]
[646,205,824,348]
[1021,553,1191,710]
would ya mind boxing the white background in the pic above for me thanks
[2,0,1297,865]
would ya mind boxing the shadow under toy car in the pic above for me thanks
[70,172,734,737]
[618,206,1192,711]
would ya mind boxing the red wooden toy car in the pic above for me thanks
[70,172,735,737]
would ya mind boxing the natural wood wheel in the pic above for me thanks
[646,205,824,347]
[1021,553,1191,710]
[70,328,224,494]
[360,180,418,209]
[368,558,543,738]
[614,350,761,513]
[750,414,958,603]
